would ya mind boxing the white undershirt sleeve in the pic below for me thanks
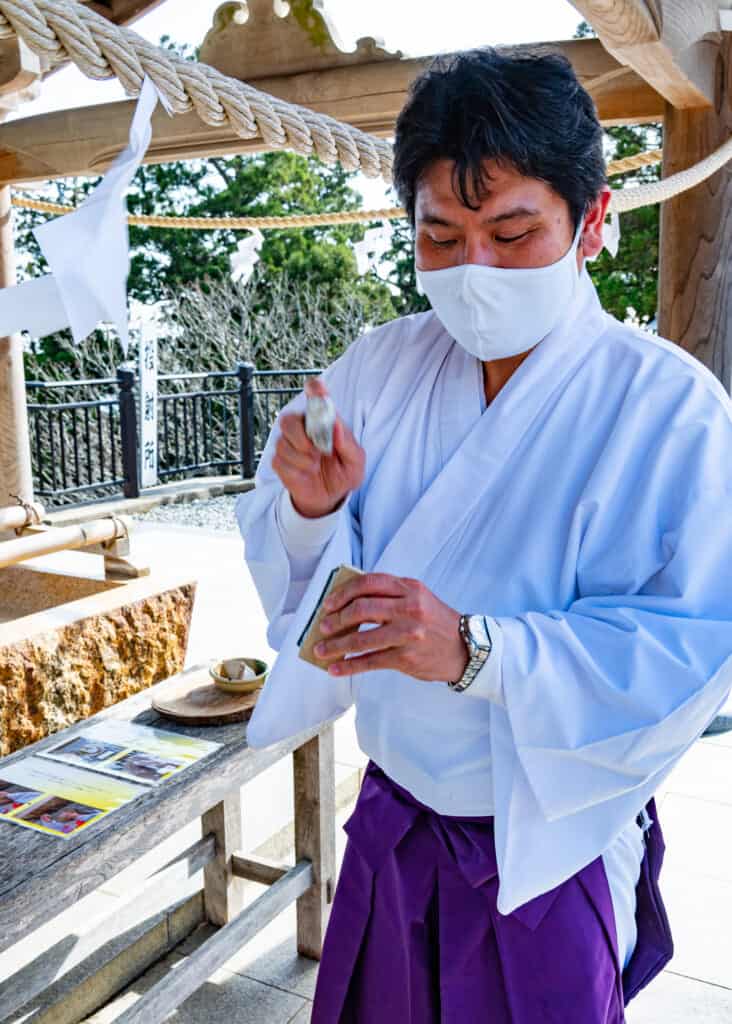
[275,489,344,580]
[462,616,506,705]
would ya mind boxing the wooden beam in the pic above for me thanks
[84,0,167,26]
[572,0,721,109]
[0,39,663,185]
[573,0,660,46]
[584,64,665,125]
[232,853,289,886]
[658,31,732,392]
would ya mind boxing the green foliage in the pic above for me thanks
[385,218,430,317]
[574,20,660,324]
[17,152,395,309]
[590,124,661,324]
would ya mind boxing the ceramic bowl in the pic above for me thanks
[209,657,268,695]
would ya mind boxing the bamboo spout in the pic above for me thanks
[0,500,45,532]
[0,516,130,570]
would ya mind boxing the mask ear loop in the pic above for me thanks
[413,239,426,295]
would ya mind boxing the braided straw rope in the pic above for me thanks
[611,136,732,213]
[606,148,662,175]
[0,1,729,216]
[12,195,407,228]
[0,0,392,179]
[10,150,666,231]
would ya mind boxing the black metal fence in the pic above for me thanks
[26,377,125,504]
[26,364,321,507]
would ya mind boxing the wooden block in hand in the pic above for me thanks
[298,564,364,670]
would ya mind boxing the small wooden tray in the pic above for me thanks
[152,668,261,726]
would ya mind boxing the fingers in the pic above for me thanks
[323,573,405,615]
[272,441,319,474]
[326,649,402,677]
[272,384,365,514]
[314,622,403,663]
[279,412,314,454]
[279,406,360,470]
[320,595,397,637]
[271,424,321,490]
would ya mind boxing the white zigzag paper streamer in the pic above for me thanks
[0,76,164,353]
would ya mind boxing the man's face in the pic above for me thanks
[414,158,580,273]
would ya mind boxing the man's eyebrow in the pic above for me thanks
[485,205,541,224]
[420,211,457,227]
[418,205,541,227]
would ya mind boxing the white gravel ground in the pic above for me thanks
[132,494,241,532]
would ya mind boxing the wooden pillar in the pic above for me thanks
[658,36,732,393]
[293,725,336,959]
[0,183,34,504]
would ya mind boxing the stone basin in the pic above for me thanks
[0,564,125,622]
[0,560,196,756]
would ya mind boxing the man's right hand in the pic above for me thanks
[271,378,365,519]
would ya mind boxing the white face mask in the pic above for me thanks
[415,223,583,361]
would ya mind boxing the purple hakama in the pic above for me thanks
[312,761,673,1023]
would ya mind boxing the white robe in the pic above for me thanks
[236,270,732,934]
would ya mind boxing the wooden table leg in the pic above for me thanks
[293,725,336,959]
[202,791,244,926]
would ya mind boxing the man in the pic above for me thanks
[237,48,732,1022]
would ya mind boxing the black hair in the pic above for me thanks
[393,47,606,229]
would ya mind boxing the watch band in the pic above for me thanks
[448,614,493,692]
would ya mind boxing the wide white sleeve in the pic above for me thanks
[486,386,732,915]
[491,394,732,826]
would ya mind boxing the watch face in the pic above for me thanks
[468,614,491,651]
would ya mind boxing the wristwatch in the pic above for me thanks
[447,614,493,693]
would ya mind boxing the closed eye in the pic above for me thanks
[495,230,531,244]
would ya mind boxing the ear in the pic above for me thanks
[580,185,612,260]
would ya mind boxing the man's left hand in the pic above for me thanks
[313,573,469,682]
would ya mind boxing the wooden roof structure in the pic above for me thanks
[0,0,731,505]
[83,0,165,24]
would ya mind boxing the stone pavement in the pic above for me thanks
[624,724,732,1022]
